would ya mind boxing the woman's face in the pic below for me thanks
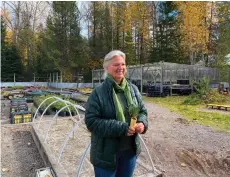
[106,55,126,84]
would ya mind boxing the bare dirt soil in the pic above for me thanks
[1,99,230,177]
[1,99,45,177]
[1,125,45,177]
[144,102,230,177]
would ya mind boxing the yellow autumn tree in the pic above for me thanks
[1,9,14,45]
[87,58,103,70]
[175,2,212,64]
[120,2,136,65]
[129,2,151,64]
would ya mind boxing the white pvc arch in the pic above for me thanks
[32,96,86,163]
[74,135,160,177]
[58,117,85,163]
[32,96,85,123]
[31,96,160,177]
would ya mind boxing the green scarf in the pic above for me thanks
[107,75,133,122]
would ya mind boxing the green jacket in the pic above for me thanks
[85,78,148,170]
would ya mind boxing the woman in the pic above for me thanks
[85,50,148,177]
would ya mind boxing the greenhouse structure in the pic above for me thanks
[92,61,220,95]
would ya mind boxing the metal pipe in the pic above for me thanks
[14,73,15,86]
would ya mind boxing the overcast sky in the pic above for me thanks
[78,1,88,38]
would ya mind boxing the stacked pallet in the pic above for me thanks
[10,98,33,124]
[146,85,170,97]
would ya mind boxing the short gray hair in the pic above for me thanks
[103,50,126,79]
[103,50,126,68]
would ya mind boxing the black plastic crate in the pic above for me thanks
[10,112,23,124]
[10,111,33,124]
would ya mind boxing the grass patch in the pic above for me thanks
[144,96,230,133]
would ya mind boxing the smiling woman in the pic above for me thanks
[103,51,127,84]
[85,50,148,177]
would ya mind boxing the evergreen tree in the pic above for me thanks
[1,17,23,81]
[88,2,113,60]
[35,24,55,79]
[215,2,230,81]
[43,1,89,81]
[216,2,230,66]
[150,2,186,63]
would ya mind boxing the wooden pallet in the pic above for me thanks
[206,104,230,111]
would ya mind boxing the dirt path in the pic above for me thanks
[143,102,230,177]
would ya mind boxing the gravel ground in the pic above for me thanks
[1,98,230,177]
[143,102,230,177]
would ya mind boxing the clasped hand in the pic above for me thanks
[127,122,144,136]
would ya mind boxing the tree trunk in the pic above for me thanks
[93,2,96,49]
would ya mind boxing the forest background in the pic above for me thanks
[1,1,230,83]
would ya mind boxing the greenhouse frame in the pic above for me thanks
[92,61,219,94]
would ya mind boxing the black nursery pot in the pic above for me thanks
[58,111,66,117]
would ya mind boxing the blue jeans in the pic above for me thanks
[94,149,136,177]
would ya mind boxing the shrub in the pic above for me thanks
[202,89,227,104]
[183,94,201,105]
[193,77,210,97]
[33,96,48,110]
[53,101,69,112]
[184,89,228,105]
[33,94,80,114]
[31,106,37,114]
[45,97,56,109]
